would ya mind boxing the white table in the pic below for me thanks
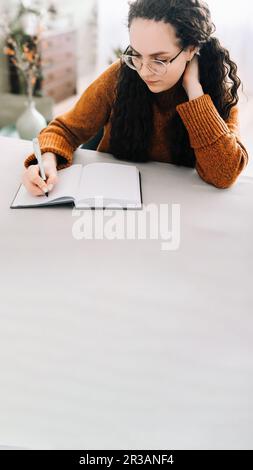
[0,136,253,450]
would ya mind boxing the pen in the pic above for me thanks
[32,137,49,197]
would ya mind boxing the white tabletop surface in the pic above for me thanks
[0,136,253,450]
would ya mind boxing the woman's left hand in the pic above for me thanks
[182,54,204,100]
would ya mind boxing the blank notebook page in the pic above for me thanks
[76,162,140,202]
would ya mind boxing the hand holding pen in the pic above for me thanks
[22,140,58,197]
[32,138,49,197]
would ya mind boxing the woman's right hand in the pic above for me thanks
[22,152,58,196]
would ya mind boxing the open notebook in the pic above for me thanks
[10,162,142,209]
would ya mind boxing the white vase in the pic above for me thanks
[16,100,47,140]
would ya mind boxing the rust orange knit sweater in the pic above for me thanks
[24,59,249,189]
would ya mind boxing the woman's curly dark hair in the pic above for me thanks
[109,0,242,167]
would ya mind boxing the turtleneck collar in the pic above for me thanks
[152,74,185,109]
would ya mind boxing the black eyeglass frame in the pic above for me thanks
[120,45,185,75]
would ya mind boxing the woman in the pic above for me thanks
[22,0,249,196]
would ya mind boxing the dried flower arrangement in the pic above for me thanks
[0,5,44,101]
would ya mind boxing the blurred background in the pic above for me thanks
[0,0,252,172]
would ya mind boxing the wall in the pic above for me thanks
[96,0,129,74]
[52,0,97,76]
[208,0,253,96]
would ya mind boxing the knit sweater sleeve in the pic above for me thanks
[23,60,121,170]
[176,94,249,189]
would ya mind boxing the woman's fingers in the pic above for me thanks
[25,181,46,196]
[22,154,59,197]
[22,173,45,196]
[44,166,58,192]
[22,165,48,196]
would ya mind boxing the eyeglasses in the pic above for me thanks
[121,45,185,76]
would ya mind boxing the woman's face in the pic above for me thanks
[129,18,196,93]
